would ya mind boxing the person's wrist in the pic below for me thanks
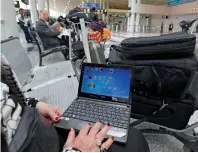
[63,147,81,152]
[35,101,42,109]
[26,98,39,107]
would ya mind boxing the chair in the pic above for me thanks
[31,31,69,66]
[1,37,79,109]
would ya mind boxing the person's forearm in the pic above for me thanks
[36,27,60,36]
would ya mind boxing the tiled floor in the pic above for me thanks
[19,31,198,152]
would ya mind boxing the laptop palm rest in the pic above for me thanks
[76,120,127,138]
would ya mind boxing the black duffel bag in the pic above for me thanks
[130,72,198,129]
[116,32,196,59]
[109,48,198,98]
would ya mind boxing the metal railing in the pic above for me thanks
[110,23,198,35]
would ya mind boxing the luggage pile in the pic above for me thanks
[88,21,111,42]
[109,32,198,129]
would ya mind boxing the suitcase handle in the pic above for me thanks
[130,105,175,126]
[110,45,124,52]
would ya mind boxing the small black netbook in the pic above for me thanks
[54,63,133,143]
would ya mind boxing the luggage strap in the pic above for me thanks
[110,45,123,52]
[130,100,168,127]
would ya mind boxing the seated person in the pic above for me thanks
[36,10,66,49]
[51,16,65,31]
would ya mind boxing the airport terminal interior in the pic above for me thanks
[1,0,198,152]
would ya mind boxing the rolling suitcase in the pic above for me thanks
[109,48,198,129]
[89,41,106,64]
[72,41,85,59]
[109,48,198,98]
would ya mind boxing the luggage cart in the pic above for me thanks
[68,19,107,77]
[67,19,91,63]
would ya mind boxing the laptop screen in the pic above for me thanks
[79,64,132,103]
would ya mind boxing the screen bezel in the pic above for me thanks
[78,63,134,104]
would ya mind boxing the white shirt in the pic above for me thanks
[17,14,27,26]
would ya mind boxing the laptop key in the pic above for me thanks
[113,119,118,122]
[80,116,96,123]
[67,110,73,114]
[116,116,121,119]
[80,116,91,121]
[114,123,119,127]
[99,113,103,116]
[107,114,112,118]
[67,114,72,117]
[103,113,107,117]
[118,124,123,128]
[121,120,128,124]
[99,116,103,119]
[123,124,128,129]
[104,121,108,124]
[112,115,116,119]
[85,113,90,117]
[89,118,97,123]
[121,117,128,121]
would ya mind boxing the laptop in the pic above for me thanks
[54,63,133,143]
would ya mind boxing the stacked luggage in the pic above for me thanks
[109,32,198,129]
[89,21,111,42]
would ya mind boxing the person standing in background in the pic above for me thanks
[18,8,34,43]
[89,7,99,22]
[160,22,164,35]
[169,22,174,33]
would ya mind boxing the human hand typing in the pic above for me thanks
[64,121,114,152]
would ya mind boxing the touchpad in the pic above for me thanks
[54,117,79,130]
[75,120,89,131]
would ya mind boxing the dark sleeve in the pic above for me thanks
[36,23,60,37]
[95,14,99,22]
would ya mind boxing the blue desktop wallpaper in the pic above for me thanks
[81,66,132,99]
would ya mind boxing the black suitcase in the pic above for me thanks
[109,48,198,98]
[89,41,106,64]
[131,91,196,129]
[72,41,85,59]
[116,32,196,59]
[109,49,198,129]
[131,72,198,129]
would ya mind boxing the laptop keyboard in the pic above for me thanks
[63,100,131,129]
